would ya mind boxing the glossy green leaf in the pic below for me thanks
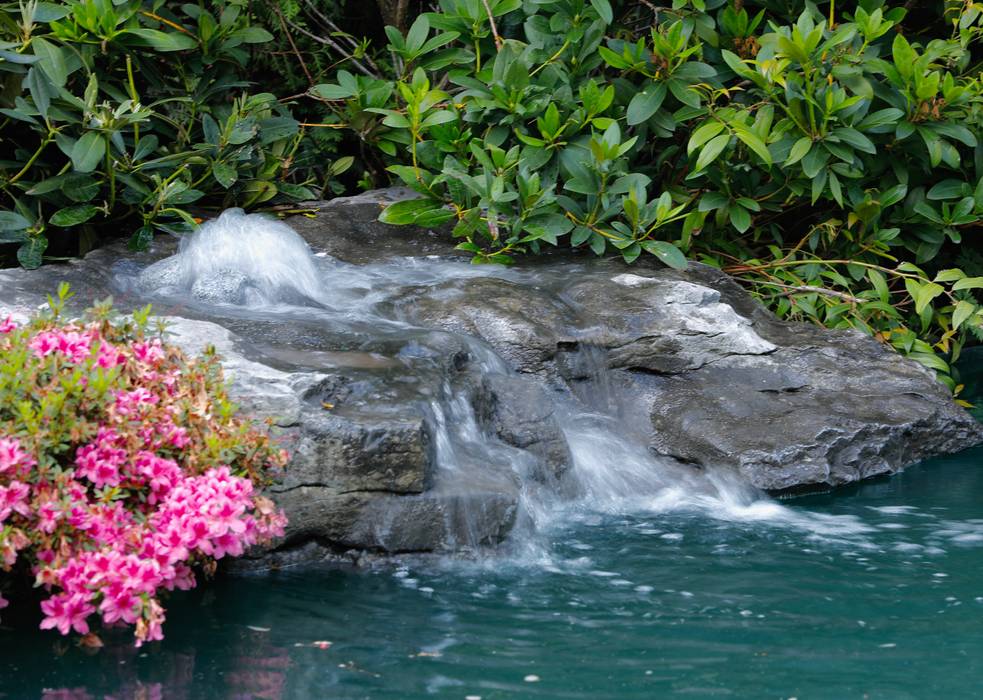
[70,132,105,173]
[49,205,99,227]
[641,240,688,270]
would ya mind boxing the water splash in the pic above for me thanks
[168,208,324,305]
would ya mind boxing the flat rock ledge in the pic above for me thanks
[0,188,980,565]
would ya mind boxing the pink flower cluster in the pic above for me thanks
[29,326,127,368]
[34,464,284,644]
[0,314,288,646]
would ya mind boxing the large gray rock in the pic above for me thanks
[0,187,980,564]
[473,374,573,483]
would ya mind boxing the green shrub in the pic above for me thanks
[0,0,317,268]
[313,0,983,388]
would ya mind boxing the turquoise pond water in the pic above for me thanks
[1,358,981,699]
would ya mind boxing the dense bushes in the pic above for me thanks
[0,286,287,645]
[311,0,983,386]
[2,0,982,386]
[0,0,318,268]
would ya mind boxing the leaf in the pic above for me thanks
[311,83,356,100]
[229,27,274,44]
[892,34,915,79]
[129,134,157,162]
[785,137,812,166]
[0,229,28,244]
[641,240,688,270]
[26,66,54,119]
[0,211,30,232]
[330,156,354,175]
[729,205,751,232]
[379,198,439,225]
[930,122,977,148]
[129,225,154,251]
[695,133,730,171]
[590,0,613,23]
[699,192,729,211]
[258,116,299,144]
[688,121,726,154]
[868,269,889,303]
[31,37,67,86]
[914,282,943,314]
[934,268,966,283]
[952,300,976,331]
[61,174,100,202]
[70,132,105,173]
[909,351,949,373]
[801,146,828,178]
[831,127,876,154]
[420,110,457,128]
[123,28,198,52]
[405,14,430,52]
[212,162,238,188]
[927,179,969,200]
[913,201,943,224]
[626,84,666,126]
[953,277,983,291]
[880,184,907,207]
[49,204,99,227]
[17,236,47,269]
[858,108,904,130]
[733,126,772,165]
[828,171,843,207]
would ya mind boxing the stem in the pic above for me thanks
[752,281,863,304]
[8,135,53,185]
[105,140,116,210]
[531,40,570,77]
[126,56,140,151]
[479,0,503,50]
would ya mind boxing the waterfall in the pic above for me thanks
[131,209,864,555]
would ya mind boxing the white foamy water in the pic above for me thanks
[176,208,324,304]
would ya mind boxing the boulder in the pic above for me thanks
[473,374,573,483]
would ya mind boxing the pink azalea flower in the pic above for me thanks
[40,593,96,635]
[0,437,34,476]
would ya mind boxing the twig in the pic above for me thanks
[480,0,503,49]
[272,5,313,84]
[747,280,864,304]
[301,0,382,75]
[284,17,379,78]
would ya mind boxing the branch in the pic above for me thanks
[747,280,865,304]
[284,17,379,78]
[480,0,503,49]
[271,5,313,84]
[301,0,382,75]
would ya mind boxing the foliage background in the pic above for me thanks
[2,0,982,391]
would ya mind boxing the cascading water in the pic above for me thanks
[128,210,870,555]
